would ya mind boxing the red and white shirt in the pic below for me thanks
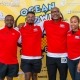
[43,20,69,58]
[20,23,42,59]
[67,30,80,60]
[0,26,20,64]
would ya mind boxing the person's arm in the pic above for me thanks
[77,60,80,72]
[14,27,22,47]
[17,35,22,47]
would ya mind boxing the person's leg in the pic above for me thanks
[32,59,42,80]
[20,59,32,80]
[7,64,19,80]
[32,73,37,80]
[46,56,57,80]
[57,57,68,80]
[75,59,80,80]
[0,63,7,80]
[25,72,32,80]
[67,58,76,80]
[7,77,13,80]
[75,71,80,80]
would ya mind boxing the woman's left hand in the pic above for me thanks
[77,61,80,72]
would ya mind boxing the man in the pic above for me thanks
[19,11,42,80]
[0,15,20,80]
[43,7,69,80]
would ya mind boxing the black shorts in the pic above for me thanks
[21,59,42,73]
[0,62,19,78]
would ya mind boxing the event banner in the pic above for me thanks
[0,0,80,80]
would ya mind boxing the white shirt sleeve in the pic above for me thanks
[14,27,19,32]
[14,27,22,44]
[18,35,22,44]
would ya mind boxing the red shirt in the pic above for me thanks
[0,26,20,64]
[67,30,80,59]
[20,23,42,56]
[44,20,69,53]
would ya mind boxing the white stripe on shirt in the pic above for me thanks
[47,51,68,58]
[21,55,42,59]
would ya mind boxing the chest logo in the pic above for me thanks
[12,33,15,35]
[67,34,71,36]
[60,24,65,28]
[33,28,38,32]
[75,36,80,39]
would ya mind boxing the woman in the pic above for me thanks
[67,15,80,80]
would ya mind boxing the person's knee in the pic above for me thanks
[25,72,32,80]
[32,73,37,80]
[7,76,13,80]
[32,73,37,77]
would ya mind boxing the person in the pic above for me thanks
[18,11,42,80]
[0,15,20,80]
[67,15,80,80]
[43,7,69,80]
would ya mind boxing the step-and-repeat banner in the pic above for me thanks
[0,0,80,80]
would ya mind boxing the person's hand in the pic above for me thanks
[18,23,25,29]
[77,61,80,72]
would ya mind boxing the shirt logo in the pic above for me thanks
[75,36,80,39]
[60,24,65,28]
[33,28,38,32]
[67,34,71,36]
[12,33,15,35]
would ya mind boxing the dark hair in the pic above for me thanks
[70,15,80,23]
[27,11,35,15]
[5,15,14,20]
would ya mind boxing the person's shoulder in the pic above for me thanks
[61,21,69,25]
[34,24,41,30]
[34,24,40,27]
[44,20,51,23]
[13,28,20,35]
[35,21,44,32]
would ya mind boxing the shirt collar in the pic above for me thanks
[24,22,34,28]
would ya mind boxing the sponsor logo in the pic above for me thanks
[75,36,80,39]
[67,34,71,36]
[12,33,15,35]
[60,24,65,28]
[33,28,38,32]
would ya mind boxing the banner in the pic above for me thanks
[0,0,80,80]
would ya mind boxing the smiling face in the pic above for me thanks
[70,16,80,31]
[51,7,61,21]
[26,12,35,24]
[5,15,14,28]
